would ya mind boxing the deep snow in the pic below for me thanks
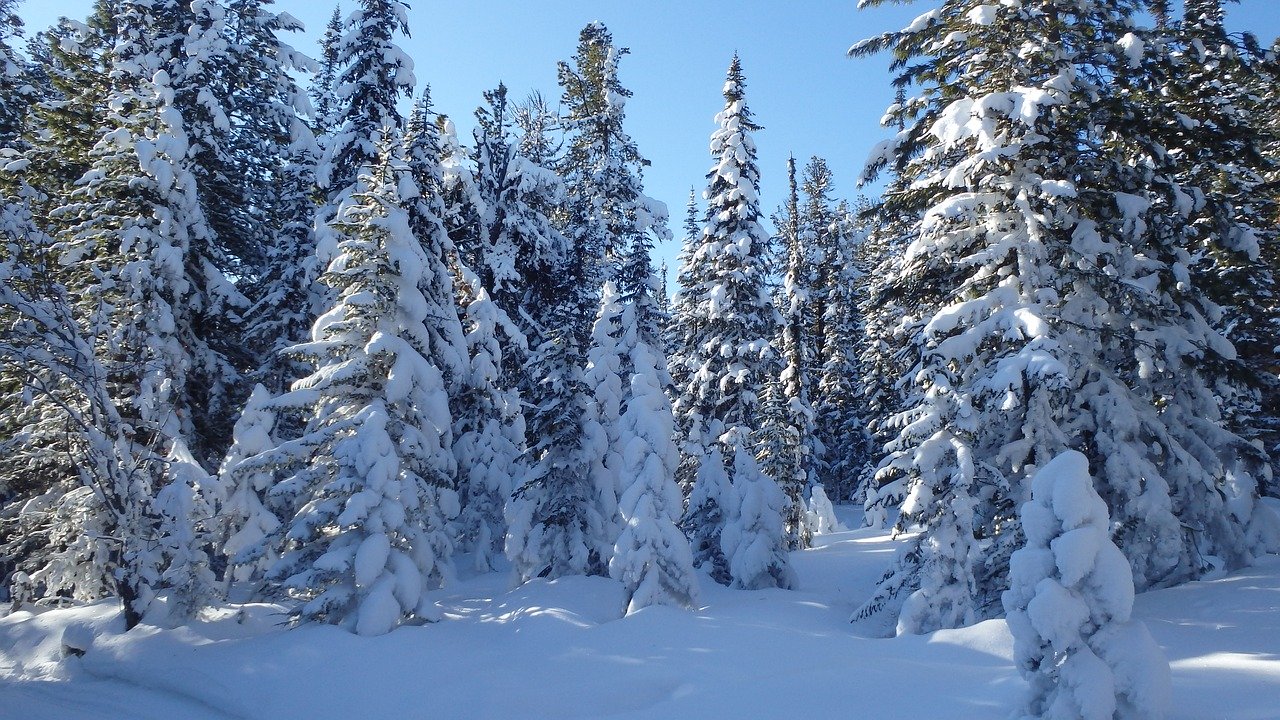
[2,504,1278,720]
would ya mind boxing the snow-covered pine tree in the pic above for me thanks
[811,190,872,504]
[466,83,568,384]
[773,156,817,546]
[1003,451,1171,720]
[755,374,810,551]
[213,384,282,587]
[667,187,704,417]
[855,176,927,516]
[0,0,32,151]
[610,339,700,613]
[1148,0,1280,479]
[0,9,111,592]
[797,158,837,382]
[161,1,258,461]
[506,291,615,582]
[308,5,343,137]
[655,260,673,349]
[1,197,159,626]
[673,55,791,588]
[582,281,626,546]
[46,0,244,619]
[850,0,1276,636]
[228,0,325,395]
[723,440,794,591]
[556,22,670,343]
[241,136,324,395]
[315,0,413,223]
[262,142,457,635]
[400,95,469,399]
[513,91,559,166]
[452,265,527,572]
[14,2,117,220]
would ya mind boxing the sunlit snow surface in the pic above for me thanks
[2,502,1278,720]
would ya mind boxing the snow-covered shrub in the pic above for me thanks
[805,486,844,536]
[1003,451,1171,720]
[721,446,795,591]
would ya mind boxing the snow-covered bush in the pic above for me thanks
[215,384,283,586]
[721,445,795,591]
[805,486,843,536]
[1003,451,1171,720]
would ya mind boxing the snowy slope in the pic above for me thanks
[2,508,1278,720]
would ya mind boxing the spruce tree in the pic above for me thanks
[466,83,568,373]
[400,96,469,398]
[0,0,31,151]
[214,383,281,587]
[309,5,343,137]
[227,0,324,395]
[673,56,790,588]
[814,199,872,503]
[610,340,700,613]
[452,266,527,572]
[22,2,118,223]
[774,156,818,546]
[0,196,171,627]
[261,143,457,635]
[316,0,413,209]
[556,22,669,343]
[582,281,626,546]
[1151,0,1280,479]
[506,292,614,582]
[850,0,1276,636]
[1003,451,1171,720]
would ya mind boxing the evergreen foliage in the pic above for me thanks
[260,144,458,635]
[556,22,669,343]
[851,0,1277,636]
[673,56,790,588]
[1003,451,1172,720]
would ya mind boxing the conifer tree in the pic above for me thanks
[2,180,215,627]
[452,266,527,571]
[850,0,1276,636]
[0,0,31,151]
[668,188,703,410]
[309,5,343,137]
[556,22,670,342]
[214,383,281,587]
[1150,0,1280,474]
[774,156,818,545]
[610,338,700,612]
[814,199,872,502]
[506,293,615,582]
[1003,451,1171,720]
[228,0,324,395]
[466,83,568,365]
[401,96,469,398]
[755,375,810,550]
[583,281,626,545]
[316,0,413,209]
[260,144,457,635]
[673,56,790,587]
[17,2,116,220]
[1,193,170,626]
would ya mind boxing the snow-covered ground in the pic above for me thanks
[2,506,1278,720]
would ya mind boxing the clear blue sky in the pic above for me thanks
[17,1,1280,273]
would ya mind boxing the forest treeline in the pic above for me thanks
[1,0,1278,669]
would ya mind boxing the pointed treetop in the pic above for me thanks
[684,187,701,241]
[718,54,760,134]
[723,53,746,103]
